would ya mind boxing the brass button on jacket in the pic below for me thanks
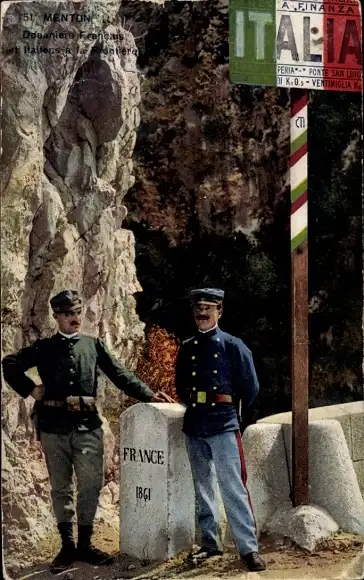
[175,327,260,437]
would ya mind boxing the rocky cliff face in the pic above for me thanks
[1,0,144,571]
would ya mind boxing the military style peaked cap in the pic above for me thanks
[189,288,225,304]
[50,290,83,314]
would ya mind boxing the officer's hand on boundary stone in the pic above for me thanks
[151,391,176,403]
[30,385,44,400]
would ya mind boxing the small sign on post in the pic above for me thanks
[275,0,362,91]
[229,0,362,506]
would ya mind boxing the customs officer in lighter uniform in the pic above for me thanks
[175,288,266,572]
[2,290,172,574]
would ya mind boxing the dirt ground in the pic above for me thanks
[11,522,364,580]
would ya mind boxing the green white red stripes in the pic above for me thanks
[230,1,362,92]
[290,91,308,251]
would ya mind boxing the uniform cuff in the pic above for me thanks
[18,378,37,399]
[142,387,155,402]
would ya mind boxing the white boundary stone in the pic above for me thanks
[119,403,195,561]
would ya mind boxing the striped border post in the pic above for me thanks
[290,89,309,506]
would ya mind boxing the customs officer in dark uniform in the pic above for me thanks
[175,288,266,572]
[2,290,172,574]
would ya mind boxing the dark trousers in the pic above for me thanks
[40,428,104,526]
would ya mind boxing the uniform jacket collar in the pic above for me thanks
[55,332,81,342]
[196,325,219,339]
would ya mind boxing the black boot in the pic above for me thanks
[49,523,77,574]
[77,525,114,565]
[241,551,266,571]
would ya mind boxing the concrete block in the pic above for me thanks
[257,410,292,424]
[343,402,364,461]
[119,403,195,561]
[354,460,364,498]
[283,419,364,534]
[337,401,364,415]
[308,407,352,456]
[259,405,353,456]
[242,423,291,535]
[265,504,339,552]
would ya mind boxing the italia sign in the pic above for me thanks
[229,0,362,91]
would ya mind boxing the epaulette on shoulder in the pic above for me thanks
[182,336,194,345]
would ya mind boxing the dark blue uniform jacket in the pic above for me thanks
[175,326,259,437]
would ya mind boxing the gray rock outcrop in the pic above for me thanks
[265,504,339,553]
[1,0,143,571]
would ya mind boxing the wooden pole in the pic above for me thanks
[290,89,309,506]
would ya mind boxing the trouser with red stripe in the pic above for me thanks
[185,430,258,556]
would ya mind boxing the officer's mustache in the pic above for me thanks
[197,315,209,320]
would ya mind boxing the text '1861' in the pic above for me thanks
[136,487,151,502]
